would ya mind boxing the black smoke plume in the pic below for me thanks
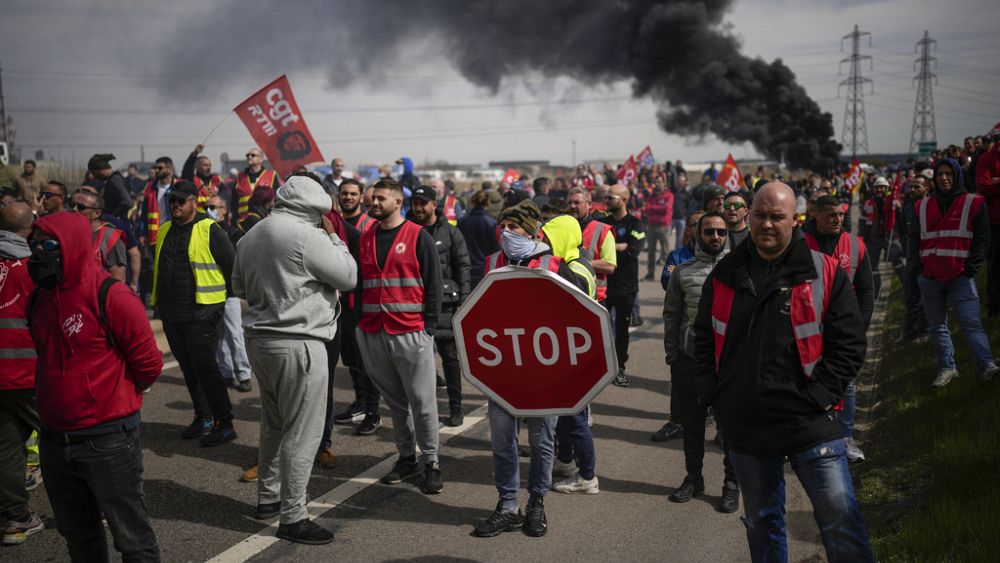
[163,0,841,171]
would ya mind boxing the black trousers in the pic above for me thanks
[903,265,928,338]
[435,336,462,409]
[0,389,39,520]
[162,314,234,423]
[988,223,1000,309]
[669,355,736,484]
[41,428,160,562]
[605,293,636,370]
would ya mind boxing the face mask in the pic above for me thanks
[500,230,536,261]
[207,208,221,221]
[28,248,62,289]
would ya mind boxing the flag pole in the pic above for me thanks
[201,112,231,146]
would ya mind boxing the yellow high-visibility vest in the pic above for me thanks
[152,216,226,306]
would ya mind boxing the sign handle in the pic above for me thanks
[201,112,231,146]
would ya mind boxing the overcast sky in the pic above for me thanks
[1,0,997,171]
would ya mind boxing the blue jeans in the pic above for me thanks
[555,410,596,479]
[487,400,556,512]
[40,428,160,562]
[918,274,995,371]
[217,297,251,382]
[729,439,873,563]
[673,218,686,251]
[838,382,856,438]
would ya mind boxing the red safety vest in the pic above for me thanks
[917,193,984,282]
[0,256,36,390]
[358,221,426,335]
[711,249,838,380]
[235,169,278,222]
[142,178,176,245]
[91,223,124,272]
[803,230,866,284]
[482,251,562,275]
[193,174,223,208]
[351,213,377,235]
[580,220,614,301]
[442,195,459,226]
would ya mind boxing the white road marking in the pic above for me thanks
[207,403,489,563]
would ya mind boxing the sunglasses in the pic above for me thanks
[72,203,98,212]
[31,239,60,251]
[38,192,62,200]
[246,153,261,159]
[722,202,745,210]
[169,196,194,205]
[205,205,222,211]
[702,228,728,238]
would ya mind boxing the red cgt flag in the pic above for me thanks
[717,153,744,193]
[502,168,520,185]
[617,155,638,185]
[234,75,324,179]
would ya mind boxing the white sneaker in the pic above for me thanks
[553,473,600,495]
[844,438,866,463]
[552,458,576,478]
[979,361,1000,383]
[932,368,959,388]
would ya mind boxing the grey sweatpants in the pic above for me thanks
[246,337,328,525]
[355,329,439,464]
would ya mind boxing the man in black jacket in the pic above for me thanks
[86,154,133,220]
[410,186,472,426]
[694,182,873,563]
[152,181,238,447]
[598,184,645,387]
[802,195,875,464]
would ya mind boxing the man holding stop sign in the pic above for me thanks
[457,201,616,538]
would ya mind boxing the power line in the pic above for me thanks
[8,95,638,116]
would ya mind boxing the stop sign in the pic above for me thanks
[453,265,618,416]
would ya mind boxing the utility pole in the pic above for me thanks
[839,25,873,159]
[0,60,8,145]
[909,30,938,156]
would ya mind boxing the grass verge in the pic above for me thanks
[856,272,1000,562]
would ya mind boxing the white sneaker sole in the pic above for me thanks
[553,486,600,495]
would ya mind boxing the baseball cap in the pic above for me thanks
[411,185,436,202]
[702,184,726,208]
[919,168,934,180]
[169,180,199,200]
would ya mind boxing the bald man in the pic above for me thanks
[597,184,645,387]
[693,183,873,562]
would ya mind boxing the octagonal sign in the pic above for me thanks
[453,265,618,416]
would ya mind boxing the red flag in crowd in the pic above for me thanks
[637,145,655,168]
[233,75,324,178]
[844,159,864,194]
[617,155,638,185]
[717,153,744,193]
[891,164,904,201]
[502,168,520,185]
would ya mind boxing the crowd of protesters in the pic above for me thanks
[0,122,998,561]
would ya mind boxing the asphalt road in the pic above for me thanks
[6,253,828,563]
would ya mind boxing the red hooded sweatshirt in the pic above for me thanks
[29,212,163,432]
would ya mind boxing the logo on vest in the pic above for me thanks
[394,242,407,254]
[0,263,8,293]
[63,314,84,337]
[837,253,852,270]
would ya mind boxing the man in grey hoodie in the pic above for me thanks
[232,174,357,545]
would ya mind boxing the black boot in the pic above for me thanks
[523,495,548,537]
